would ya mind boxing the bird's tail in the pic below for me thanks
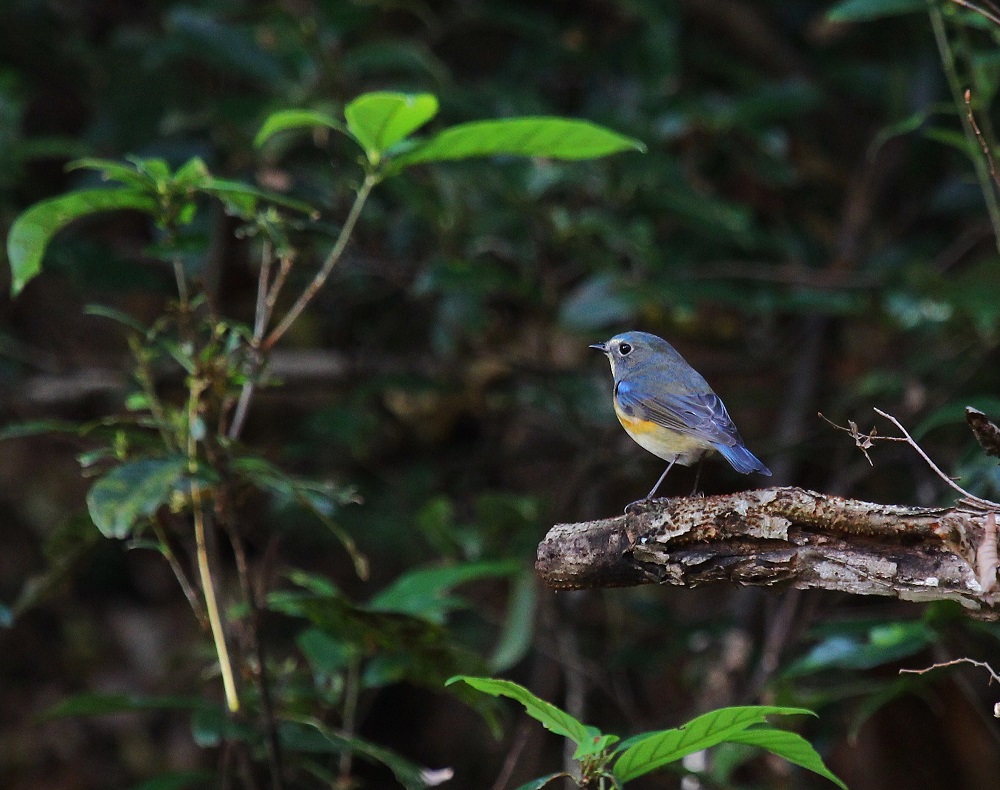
[716,442,771,476]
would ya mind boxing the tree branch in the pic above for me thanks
[535,487,1000,617]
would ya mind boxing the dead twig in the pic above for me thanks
[900,657,1000,717]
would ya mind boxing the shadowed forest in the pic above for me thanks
[3,0,1000,788]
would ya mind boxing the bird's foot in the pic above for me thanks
[624,497,661,515]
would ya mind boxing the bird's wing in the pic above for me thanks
[616,382,743,449]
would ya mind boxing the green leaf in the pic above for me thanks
[131,771,214,790]
[233,456,367,579]
[784,621,936,676]
[344,92,439,162]
[86,457,189,539]
[42,692,207,719]
[613,706,815,783]
[297,627,357,675]
[172,157,211,188]
[200,177,318,218]
[826,0,926,22]
[368,560,521,623]
[84,304,149,334]
[489,569,537,672]
[392,117,645,169]
[0,419,91,441]
[447,676,593,746]
[190,707,258,747]
[279,717,435,790]
[7,188,159,295]
[67,158,151,189]
[513,774,571,790]
[727,728,847,789]
[254,109,347,147]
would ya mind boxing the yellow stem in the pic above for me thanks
[188,378,240,712]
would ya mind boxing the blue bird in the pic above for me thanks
[591,331,771,499]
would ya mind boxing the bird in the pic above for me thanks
[591,330,771,501]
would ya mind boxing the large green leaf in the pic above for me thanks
[254,109,347,148]
[86,457,189,539]
[344,92,439,162]
[727,728,847,789]
[392,117,645,169]
[613,706,815,783]
[7,188,159,296]
[368,560,521,623]
[827,0,926,22]
[446,676,593,747]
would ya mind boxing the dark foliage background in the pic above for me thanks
[2,0,1000,788]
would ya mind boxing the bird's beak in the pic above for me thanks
[589,341,610,354]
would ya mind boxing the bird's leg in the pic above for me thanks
[690,458,704,496]
[625,460,677,514]
[647,459,676,499]
[625,460,678,514]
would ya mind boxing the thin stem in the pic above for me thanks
[338,658,361,782]
[873,408,998,508]
[173,256,190,308]
[188,379,240,712]
[232,532,284,790]
[227,241,279,441]
[929,2,1000,253]
[964,89,1000,191]
[949,0,1000,27]
[255,240,274,337]
[263,174,378,352]
[263,255,293,329]
[130,335,177,452]
[153,515,207,628]
[900,656,1000,683]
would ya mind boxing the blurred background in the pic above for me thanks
[2,0,1000,788]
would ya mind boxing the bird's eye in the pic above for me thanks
[619,342,632,356]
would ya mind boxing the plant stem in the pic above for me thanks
[338,657,361,782]
[188,378,240,712]
[231,532,284,790]
[153,515,207,628]
[263,173,378,351]
[173,255,189,308]
[929,1,1000,253]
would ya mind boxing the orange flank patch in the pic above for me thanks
[614,399,710,462]
[616,412,659,435]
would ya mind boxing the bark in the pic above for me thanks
[536,487,1000,618]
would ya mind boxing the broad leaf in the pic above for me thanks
[254,109,346,147]
[7,188,159,295]
[489,569,537,672]
[43,692,207,719]
[344,92,439,162]
[86,457,189,539]
[784,621,936,677]
[68,158,152,189]
[279,717,435,790]
[447,676,592,746]
[727,727,847,789]
[392,117,645,169]
[200,177,318,218]
[368,560,521,623]
[826,0,925,21]
[613,706,815,783]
